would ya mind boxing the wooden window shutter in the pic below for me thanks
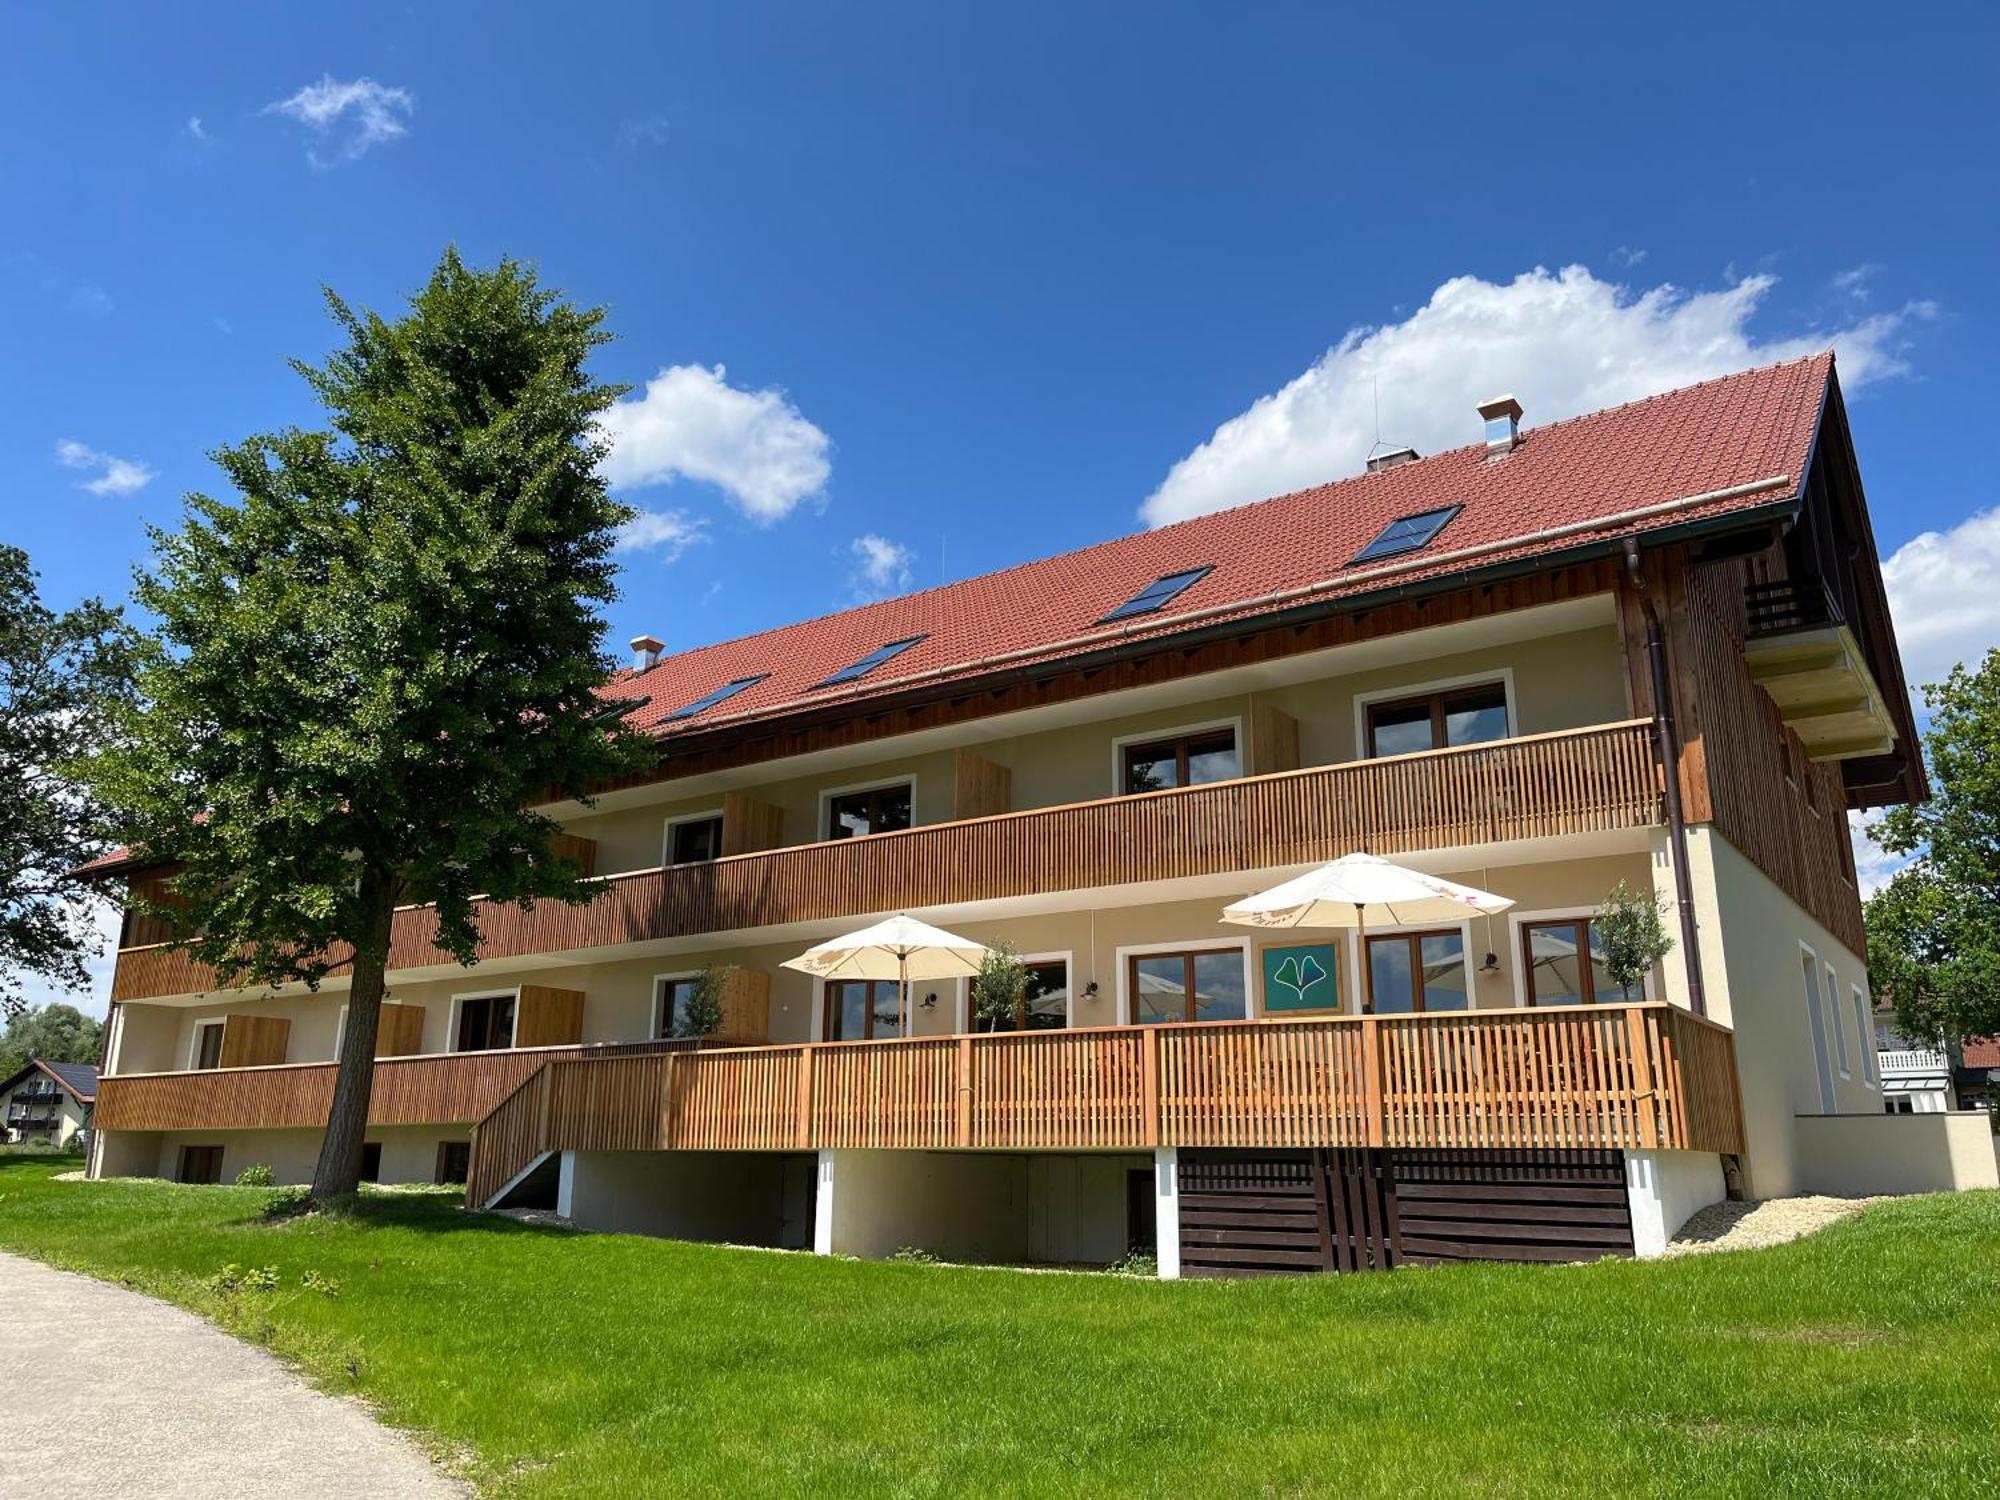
[513,986,586,1048]
[952,750,1013,820]
[721,792,785,856]
[376,1002,427,1057]
[714,969,771,1046]
[218,1014,291,1068]
[1249,702,1300,776]
[546,833,598,878]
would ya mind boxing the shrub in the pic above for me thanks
[234,1163,275,1188]
[972,942,1028,1032]
[1593,882,1675,1001]
[1106,1251,1158,1278]
[300,1269,341,1298]
[890,1246,941,1264]
[206,1262,280,1293]
[674,964,730,1039]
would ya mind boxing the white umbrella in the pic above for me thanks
[1222,853,1513,1014]
[781,913,990,1035]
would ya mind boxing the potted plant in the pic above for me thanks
[1593,882,1674,1001]
[675,963,731,1040]
[971,942,1029,1033]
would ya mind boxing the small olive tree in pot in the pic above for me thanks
[674,964,731,1040]
[1593,882,1675,1002]
[971,942,1028,1033]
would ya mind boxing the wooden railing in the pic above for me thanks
[111,720,1663,1002]
[93,1039,695,1134]
[465,1004,1743,1205]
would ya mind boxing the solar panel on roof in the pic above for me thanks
[816,635,926,688]
[665,675,767,722]
[1099,565,1214,623]
[1350,505,1461,565]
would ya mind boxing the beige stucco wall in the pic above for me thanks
[1791,1113,1999,1195]
[564,1149,814,1246]
[149,1124,467,1186]
[826,1149,1147,1263]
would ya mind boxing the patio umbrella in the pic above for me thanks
[1222,853,1514,1014]
[780,913,991,1035]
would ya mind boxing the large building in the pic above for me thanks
[85,354,1997,1274]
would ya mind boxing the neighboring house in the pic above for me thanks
[1,1060,98,1150]
[81,354,1998,1275]
[1874,1024,1954,1114]
[1953,1039,2000,1122]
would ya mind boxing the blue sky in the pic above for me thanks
[4,4,1997,1008]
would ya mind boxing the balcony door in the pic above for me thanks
[823,979,905,1041]
[1363,930,1470,1013]
[455,993,517,1053]
[1126,948,1247,1026]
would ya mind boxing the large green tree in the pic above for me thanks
[0,546,132,1019]
[87,251,653,1199]
[0,1002,104,1081]
[1865,648,2000,1042]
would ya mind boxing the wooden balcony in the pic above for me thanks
[466,1003,1744,1206]
[93,1040,693,1134]
[110,719,1663,1003]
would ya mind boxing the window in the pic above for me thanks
[435,1140,471,1185]
[667,814,724,866]
[192,1021,225,1071]
[455,993,516,1053]
[1521,918,1628,1005]
[1365,930,1469,1013]
[1885,1096,1915,1115]
[826,782,913,840]
[1351,505,1462,565]
[665,674,766,722]
[972,959,1070,1033]
[360,1142,382,1184]
[1128,949,1247,1026]
[1365,680,1509,758]
[1801,953,1836,1113]
[177,1144,224,1184]
[818,636,926,688]
[824,979,905,1042]
[655,975,701,1039]
[1100,566,1214,623]
[1120,727,1239,794]
[1828,964,1851,1076]
[1853,987,1878,1086]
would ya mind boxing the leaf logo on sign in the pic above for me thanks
[1272,953,1328,1006]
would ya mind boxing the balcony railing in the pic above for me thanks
[93,1039,695,1134]
[466,1003,1744,1207]
[1877,1047,1949,1075]
[110,719,1663,1003]
[1744,578,1844,638]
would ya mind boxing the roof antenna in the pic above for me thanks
[1363,371,1420,473]
[940,535,947,586]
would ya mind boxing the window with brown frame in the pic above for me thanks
[191,1021,224,1071]
[435,1141,471,1184]
[655,975,700,1038]
[1127,949,1247,1025]
[667,815,723,865]
[177,1144,224,1184]
[971,959,1070,1033]
[1520,917,1623,1006]
[826,782,913,840]
[454,993,516,1053]
[1363,930,1469,1013]
[823,978,905,1041]
[1120,727,1239,795]
[1363,681,1509,759]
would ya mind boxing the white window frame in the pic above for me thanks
[1506,906,1655,1008]
[1349,918,1478,1016]
[1114,938,1254,1025]
[1109,717,1244,798]
[1827,961,1851,1077]
[446,986,524,1054]
[1799,942,1837,1114]
[964,950,1075,1033]
[816,774,919,843]
[651,970,702,1040]
[1852,984,1878,1087]
[1352,668,1518,761]
[661,807,727,867]
[186,1016,228,1071]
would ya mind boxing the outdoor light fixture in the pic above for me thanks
[1480,952,1501,975]
[920,991,938,1010]
[1082,981,1099,999]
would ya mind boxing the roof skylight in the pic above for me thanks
[1099,565,1214,624]
[817,635,927,689]
[1351,505,1461,565]
[664,675,767,722]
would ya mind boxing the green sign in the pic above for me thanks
[1260,942,1341,1014]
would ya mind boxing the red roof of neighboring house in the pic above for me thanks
[614,353,1832,738]
[1960,1038,2000,1071]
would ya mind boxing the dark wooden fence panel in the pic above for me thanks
[1389,1149,1634,1265]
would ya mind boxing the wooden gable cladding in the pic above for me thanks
[720,792,784,857]
[376,1002,427,1058]
[714,967,770,1046]
[513,985,586,1048]
[120,868,189,949]
[952,750,1013,820]
[218,1014,289,1069]
[1247,702,1300,777]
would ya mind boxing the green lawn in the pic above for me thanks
[1,1159,1996,1498]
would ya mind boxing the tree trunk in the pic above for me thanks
[310,865,396,1201]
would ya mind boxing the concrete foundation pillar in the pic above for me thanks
[1623,1149,1725,1257]
[1154,1147,1181,1280]
[813,1149,836,1255]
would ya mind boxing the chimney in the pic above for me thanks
[1365,445,1420,474]
[1477,395,1523,454]
[629,633,665,672]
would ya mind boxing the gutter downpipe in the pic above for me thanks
[1625,538,1706,1017]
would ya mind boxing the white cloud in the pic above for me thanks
[1879,506,2000,693]
[614,507,706,562]
[266,76,414,165]
[187,115,209,143]
[1141,264,1928,527]
[848,534,914,600]
[1849,811,1907,899]
[55,438,155,496]
[1610,246,1648,268]
[617,115,671,147]
[600,364,831,523]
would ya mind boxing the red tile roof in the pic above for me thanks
[616,354,1833,738]
[1960,1038,2000,1071]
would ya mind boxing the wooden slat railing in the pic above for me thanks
[464,1004,1743,1205]
[110,720,1663,1002]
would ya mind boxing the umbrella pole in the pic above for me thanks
[1358,908,1375,1015]
[899,952,909,1037]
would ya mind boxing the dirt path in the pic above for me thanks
[0,1249,465,1499]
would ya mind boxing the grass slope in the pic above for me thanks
[1,1159,1995,1497]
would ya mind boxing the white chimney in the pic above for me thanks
[1477,395,1523,454]
[629,633,665,672]
[1365,445,1420,474]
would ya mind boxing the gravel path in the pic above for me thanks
[1664,1195,1884,1257]
[0,1249,465,1499]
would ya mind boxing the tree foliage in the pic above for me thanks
[1865,650,2000,1042]
[0,1002,104,1081]
[972,941,1029,1031]
[0,547,133,1018]
[84,250,655,1196]
[1593,881,1673,1002]
[674,965,730,1040]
